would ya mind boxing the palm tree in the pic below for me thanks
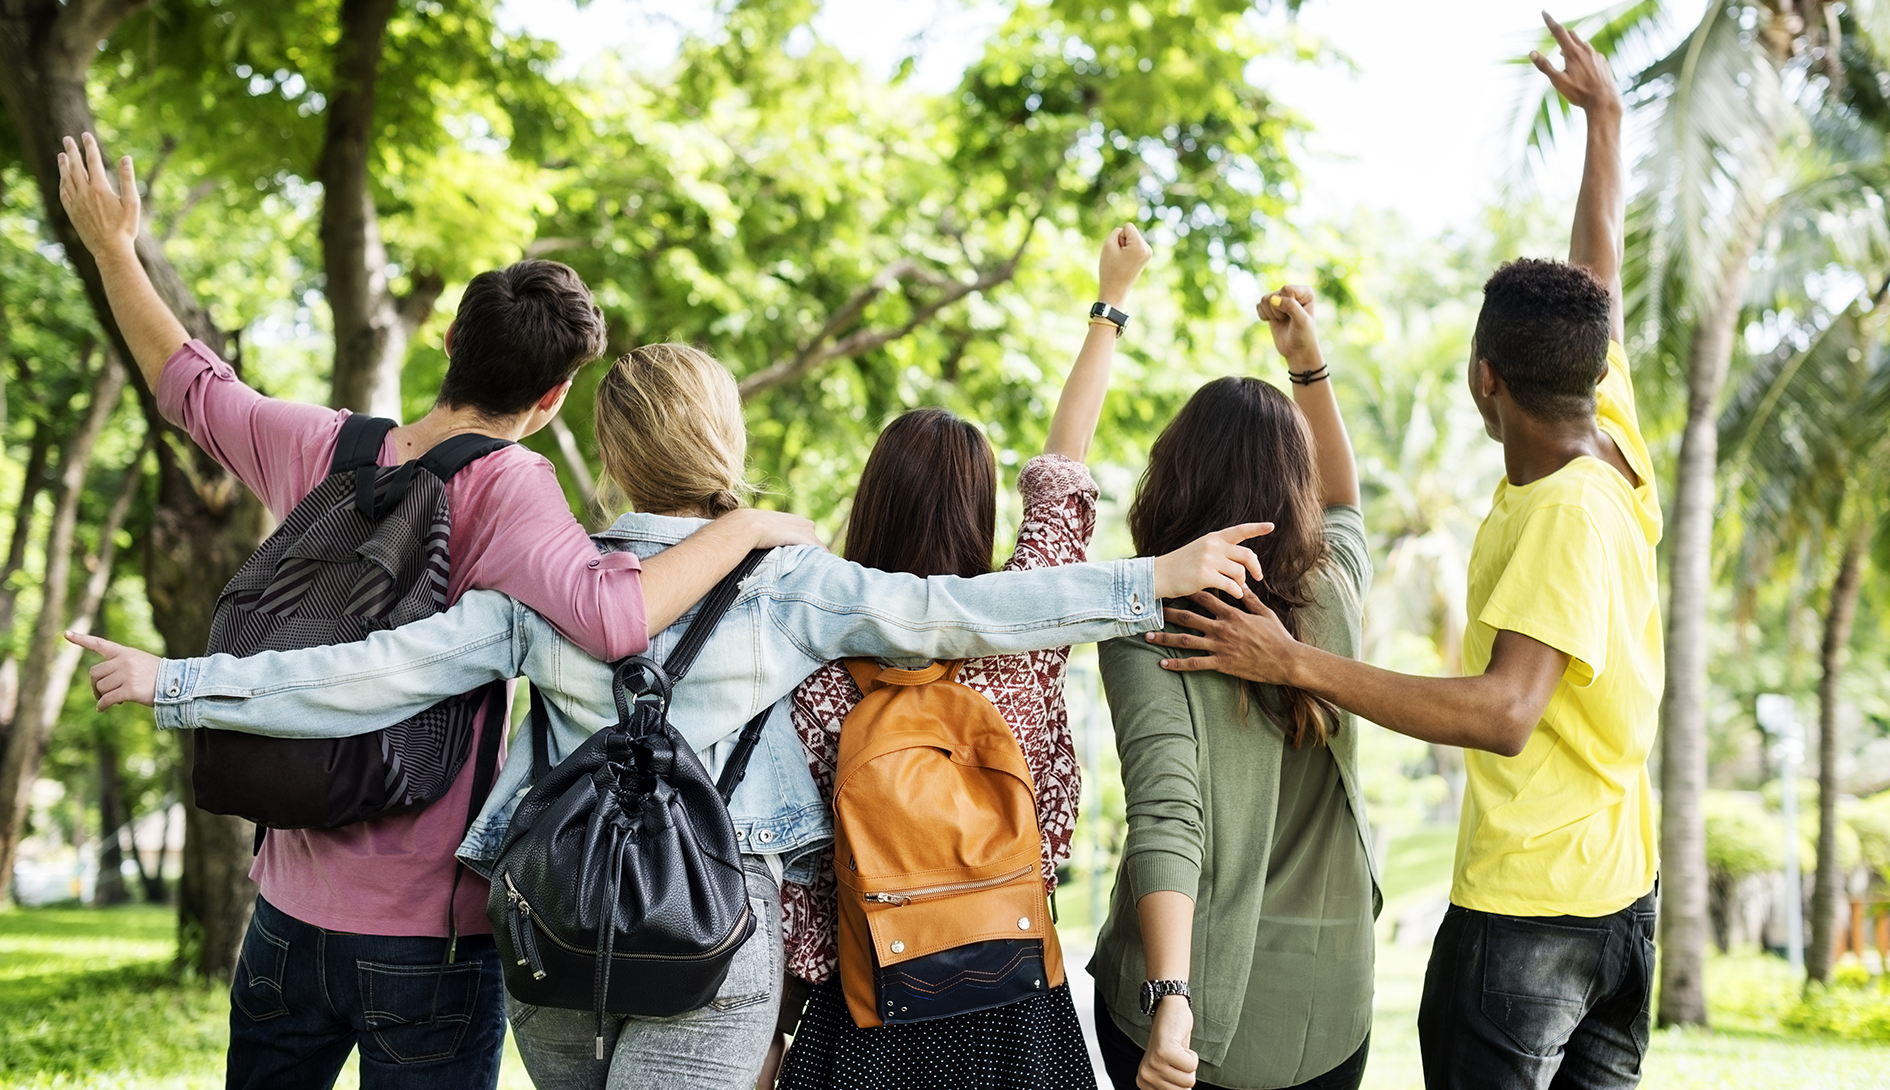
[1520,0,1887,1023]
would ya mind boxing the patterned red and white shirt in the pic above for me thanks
[780,453,1098,985]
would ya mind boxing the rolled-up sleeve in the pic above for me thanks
[447,451,648,662]
[1100,637,1204,902]
[156,340,345,518]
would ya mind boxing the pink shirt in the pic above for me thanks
[159,340,649,937]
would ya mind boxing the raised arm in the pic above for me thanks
[57,134,190,389]
[1534,12,1625,342]
[1258,286,1359,507]
[1043,225,1152,462]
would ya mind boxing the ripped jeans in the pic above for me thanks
[507,856,783,1090]
[1417,887,1658,1090]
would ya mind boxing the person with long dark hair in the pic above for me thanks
[772,225,1155,1090]
[1089,286,1376,1090]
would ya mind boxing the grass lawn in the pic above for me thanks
[3,831,1887,1088]
[0,905,534,1089]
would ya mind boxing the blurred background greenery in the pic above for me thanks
[2,0,1889,1085]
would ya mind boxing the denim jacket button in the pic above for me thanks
[167,682,180,696]
[756,829,776,844]
[735,829,747,841]
[1130,594,1144,615]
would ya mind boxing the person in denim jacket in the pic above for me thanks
[78,343,1271,1090]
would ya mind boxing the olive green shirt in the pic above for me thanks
[1090,505,1380,1088]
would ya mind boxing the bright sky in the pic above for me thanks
[499,0,1708,238]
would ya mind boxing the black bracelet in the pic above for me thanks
[1287,364,1330,385]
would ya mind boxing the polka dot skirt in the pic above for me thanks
[778,980,1097,1090]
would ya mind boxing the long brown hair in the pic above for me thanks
[1128,376,1339,747]
[844,408,996,579]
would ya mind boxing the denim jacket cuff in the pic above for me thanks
[152,658,202,730]
[1119,558,1160,632]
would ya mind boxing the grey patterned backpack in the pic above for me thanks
[191,414,510,834]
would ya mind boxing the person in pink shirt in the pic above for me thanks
[56,132,817,1090]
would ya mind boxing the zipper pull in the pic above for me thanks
[864,892,912,906]
[504,874,548,979]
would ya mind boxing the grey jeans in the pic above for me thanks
[507,856,783,1090]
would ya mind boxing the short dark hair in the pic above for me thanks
[438,260,607,416]
[844,408,996,581]
[1472,258,1611,421]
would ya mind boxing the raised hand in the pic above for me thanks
[1098,224,1154,306]
[1150,523,1272,601]
[1256,285,1320,368]
[65,631,160,710]
[57,133,142,260]
[1531,11,1621,117]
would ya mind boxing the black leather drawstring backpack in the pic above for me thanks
[488,549,772,1058]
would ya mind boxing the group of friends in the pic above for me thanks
[56,13,1661,1090]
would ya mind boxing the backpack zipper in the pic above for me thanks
[860,864,1035,906]
[501,870,753,965]
[502,872,547,979]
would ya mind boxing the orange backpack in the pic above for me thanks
[832,659,1065,1028]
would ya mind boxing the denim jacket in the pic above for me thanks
[153,512,1161,882]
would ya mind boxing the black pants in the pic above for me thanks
[1417,888,1657,1090]
[1093,989,1368,1090]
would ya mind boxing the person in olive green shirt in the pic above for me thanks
[1149,16,1662,1090]
[1090,282,1377,1090]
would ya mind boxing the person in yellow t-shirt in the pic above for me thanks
[1140,13,1662,1090]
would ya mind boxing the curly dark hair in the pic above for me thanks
[1472,258,1611,421]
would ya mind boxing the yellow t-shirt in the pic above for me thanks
[1453,341,1664,917]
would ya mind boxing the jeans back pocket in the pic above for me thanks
[1479,916,1609,1058]
[357,959,482,1064]
[231,915,291,1022]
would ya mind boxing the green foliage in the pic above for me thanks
[1705,790,1785,880]
[1783,981,1890,1042]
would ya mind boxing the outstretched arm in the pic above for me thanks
[57,134,190,389]
[1534,12,1625,342]
[1146,588,1568,757]
[1258,286,1358,507]
[1044,225,1152,462]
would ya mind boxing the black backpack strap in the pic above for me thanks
[463,680,508,831]
[419,433,513,483]
[529,683,554,783]
[331,414,396,474]
[444,680,511,964]
[661,549,770,685]
[714,706,772,804]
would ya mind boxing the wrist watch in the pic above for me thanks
[1089,301,1130,336]
[1139,978,1191,1015]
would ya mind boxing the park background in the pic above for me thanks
[2,0,1889,1085]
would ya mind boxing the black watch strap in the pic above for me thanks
[1140,978,1191,1015]
[1089,301,1130,334]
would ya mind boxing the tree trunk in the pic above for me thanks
[94,730,128,905]
[1656,230,1759,1028]
[1807,526,1867,983]
[0,354,126,894]
[321,0,440,417]
[0,418,52,724]
[0,0,265,979]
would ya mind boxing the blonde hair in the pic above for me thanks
[593,343,752,517]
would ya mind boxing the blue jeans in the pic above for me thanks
[225,896,505,1090]
[1417,888,1657,1090]
[506,856,782,1090]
